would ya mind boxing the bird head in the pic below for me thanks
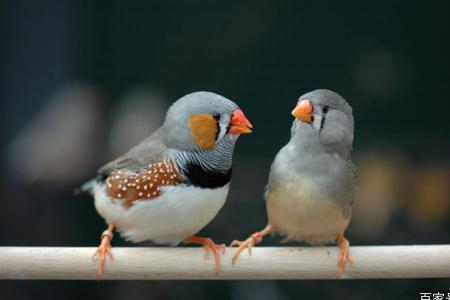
[162,91,252,152]
[290,89,354,152]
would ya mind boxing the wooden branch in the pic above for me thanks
[1,246,449,280]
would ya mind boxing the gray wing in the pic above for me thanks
[342,159,358,217]
[98,128,168,176]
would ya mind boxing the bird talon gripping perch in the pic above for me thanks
[184,236,226,274]
[92,224,114,276]
[337,234,353,277]
[231,225,274,264]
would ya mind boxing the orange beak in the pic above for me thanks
[291,99,313,123]
[229,109,253,135]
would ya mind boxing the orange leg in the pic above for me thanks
[92,223,114,276]
[230,224,274,264]
[184,236,226,275]
[336,233,353,277]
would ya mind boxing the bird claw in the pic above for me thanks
[203,241,226,259]
[185,236,225,275]
[230,233,261,264]
[218,243,226,255]
[92,234,113,276]
[230,240,241,247]
[201,238,225,275]
[336,235,352,277]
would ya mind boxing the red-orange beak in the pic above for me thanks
[291,99,313,123]
[229,109,253,135]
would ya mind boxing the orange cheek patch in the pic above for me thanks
[189,114,218,150]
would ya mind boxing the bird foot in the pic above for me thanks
[184,236,225,275]
[230,232,263,264]
[337,234,353,277]
[92,230,114,276]
[230,225,274,264]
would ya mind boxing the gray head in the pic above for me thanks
[162,91,252,152]
[290,89,354,156]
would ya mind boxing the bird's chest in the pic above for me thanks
[95,184,229,244]
[265,154,350,243]
[267,176,344,225]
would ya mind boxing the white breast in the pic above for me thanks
[94,183,229,245]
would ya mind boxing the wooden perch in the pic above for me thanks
[1,246,449,280]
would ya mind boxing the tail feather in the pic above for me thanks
[74,178,97,196]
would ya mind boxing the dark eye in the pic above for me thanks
[212,113,221,121]
[322,106,329,114]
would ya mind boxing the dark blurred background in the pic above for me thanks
[1,1,449,299]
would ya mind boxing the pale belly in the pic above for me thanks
[266,178,350,245]
[94,183,229,244]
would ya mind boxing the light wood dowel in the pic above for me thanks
[1,246,449,280]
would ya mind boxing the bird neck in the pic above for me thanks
[291,124,351,159]
[290,128,324,153]
[169,135,237,188]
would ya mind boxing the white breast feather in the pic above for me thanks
[94,183,229,245]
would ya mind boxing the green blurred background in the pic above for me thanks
[1,1,449,299]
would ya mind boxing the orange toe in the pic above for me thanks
[336,234,352,277]
[230,225,274,265]
[185,236,225,275]
[92,227,114,277]
[230,233,261,264]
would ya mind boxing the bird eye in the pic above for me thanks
[212,113,221,121]
[322,106,329,114]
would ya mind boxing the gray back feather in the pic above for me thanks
[98,128,167,175]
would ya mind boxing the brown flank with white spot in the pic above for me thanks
[105,158,184,208]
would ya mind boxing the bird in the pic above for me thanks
[82,91,253,276]
[230,89,356,277]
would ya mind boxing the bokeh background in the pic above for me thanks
[1,1,449,299]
